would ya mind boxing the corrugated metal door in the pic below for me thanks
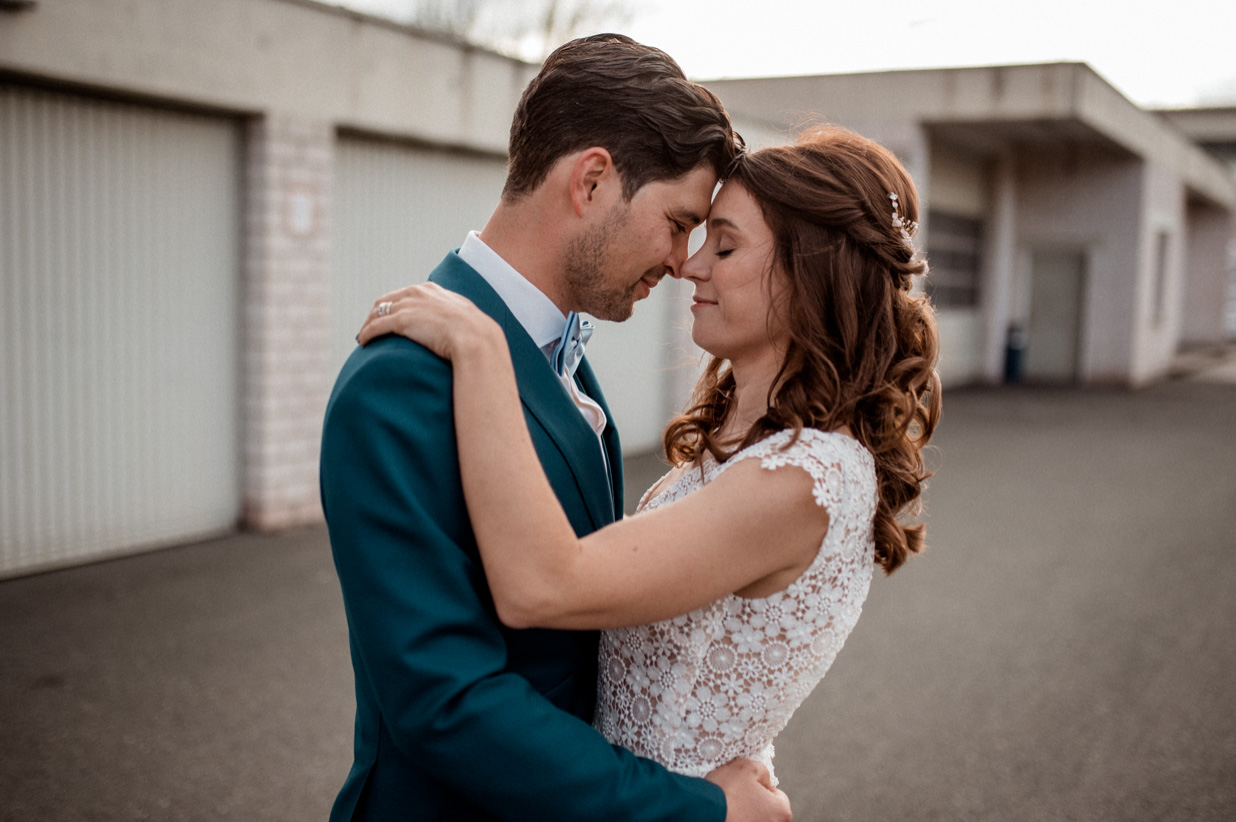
[0,84,242,577]
[332,136,508,374]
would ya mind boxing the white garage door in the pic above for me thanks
[332,136,509,374]
[0,85,242,577]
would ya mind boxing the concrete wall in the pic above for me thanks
[929,141,991,218]
[707,68,1236,227]
[728,114,790,153]
[1013,148,1145,384]
[706,64,1093,130]
[1131,162,1188,384]
[0,0,532,153]
[933,312,983,388]
[1159,107,1236,341]
[925,140,991,386]
[980,154,1020,382]
[708,66,1236,386]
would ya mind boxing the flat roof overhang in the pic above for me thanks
[707,62,1236,211]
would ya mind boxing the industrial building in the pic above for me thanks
[2,0,1233,576]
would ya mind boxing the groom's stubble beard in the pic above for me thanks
[562,199,661,322]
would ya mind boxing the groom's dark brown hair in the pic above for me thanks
[503,33,742,201]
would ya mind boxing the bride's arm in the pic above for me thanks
[359,284,830,630]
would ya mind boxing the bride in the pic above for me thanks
[358,125,941,785]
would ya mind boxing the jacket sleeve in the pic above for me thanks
[320,338,726,822]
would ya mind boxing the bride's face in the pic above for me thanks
[682,181,789,365]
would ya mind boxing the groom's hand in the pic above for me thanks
[707,759,792,821]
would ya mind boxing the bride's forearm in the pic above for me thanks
[448,329,832,633]
[450,333,583,628]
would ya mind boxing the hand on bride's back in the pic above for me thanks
[357,282,500,361]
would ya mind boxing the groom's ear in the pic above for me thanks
[568,147,620,218]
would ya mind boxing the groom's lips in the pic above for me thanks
[637,272,662,299]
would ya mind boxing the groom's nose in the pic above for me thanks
[664,232,691,278]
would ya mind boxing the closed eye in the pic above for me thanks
[669,210,704,236]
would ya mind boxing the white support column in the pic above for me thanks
[241,114,333,530]
[982,152,1018,383]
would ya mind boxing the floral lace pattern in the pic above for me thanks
[594,429,877,783]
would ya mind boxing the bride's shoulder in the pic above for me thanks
[726,428,876,509]
[734,427,872,465]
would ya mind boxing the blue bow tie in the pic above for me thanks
[550,311,594,378]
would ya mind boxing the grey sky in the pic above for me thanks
[334,0,1236,108]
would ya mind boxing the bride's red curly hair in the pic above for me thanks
[663,125,942,574]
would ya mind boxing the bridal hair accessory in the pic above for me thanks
[376,300,393,317]
[551,311,594,378]
[888,192,917,246]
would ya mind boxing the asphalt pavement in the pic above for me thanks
[2,374,1234,821]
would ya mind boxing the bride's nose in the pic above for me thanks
[682,248,709,282]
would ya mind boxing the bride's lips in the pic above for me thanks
[690,296,717,310]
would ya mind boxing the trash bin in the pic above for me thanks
[1004,324,1027,384]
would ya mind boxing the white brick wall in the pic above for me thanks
[242,115,333,530]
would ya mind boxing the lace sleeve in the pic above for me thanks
[723,429,876,526]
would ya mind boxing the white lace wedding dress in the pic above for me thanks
[593,429,878,784]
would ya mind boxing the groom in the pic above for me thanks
[320,35,788,822]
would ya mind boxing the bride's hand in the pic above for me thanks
[357,283,501,361]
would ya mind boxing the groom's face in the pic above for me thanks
[563,164,717,322]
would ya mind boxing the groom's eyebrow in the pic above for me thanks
[673,208,705,227]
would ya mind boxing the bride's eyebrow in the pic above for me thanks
[707,216,738,231]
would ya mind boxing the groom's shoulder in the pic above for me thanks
[327,336,452,415]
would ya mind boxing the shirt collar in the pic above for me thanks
[457,231,565,352]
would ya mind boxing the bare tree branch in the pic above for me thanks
[400,0,636,61]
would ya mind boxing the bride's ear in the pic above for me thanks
[568,147,621,218]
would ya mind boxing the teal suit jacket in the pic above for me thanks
[320,252,726,821]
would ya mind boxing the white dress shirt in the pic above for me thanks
[456,232,608,439]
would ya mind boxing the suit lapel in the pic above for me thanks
[428,253,617,530]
